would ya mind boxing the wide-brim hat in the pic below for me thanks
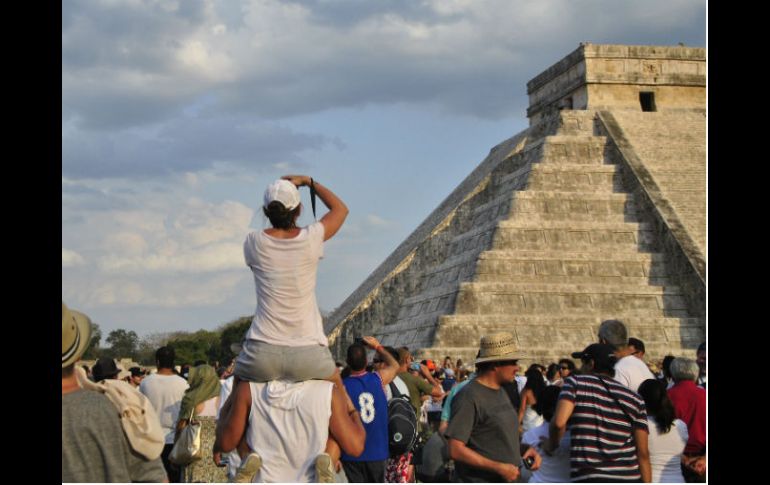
[62,302,93,368]
[93,357,122,382]
[474,332,519,364]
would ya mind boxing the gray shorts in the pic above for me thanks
[233,339,337,382]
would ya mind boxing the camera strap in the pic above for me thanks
[310,178,317,221]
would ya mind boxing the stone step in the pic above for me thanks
[527,110,600,139]
[509,190,637,219]
[455,282,687,314]
[434,315,704,349]
[554,111,601,136]
[479,249,665,262]
[475,251,668,278]
[473,273,671,286]
[472,189,638,224]
[493,220,655,251]
[438,314,704,327]
[526,164,622,192]
[538,136,610,165]
[446,225,498,259]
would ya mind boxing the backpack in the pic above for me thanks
[387,380,418,457]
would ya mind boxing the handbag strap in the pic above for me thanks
[595,375,634,424]
[389,381,404,400]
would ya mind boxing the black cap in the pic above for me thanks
[571,344,617,371]
[129,366,146,377]
[92,357,121,382]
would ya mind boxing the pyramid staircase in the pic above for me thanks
[369,110,704,366]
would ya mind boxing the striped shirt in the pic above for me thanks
[560,374,648,482]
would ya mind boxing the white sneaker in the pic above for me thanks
[233,452,262,483]
[315,453,335,483]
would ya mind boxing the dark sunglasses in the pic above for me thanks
[560,366,570,370]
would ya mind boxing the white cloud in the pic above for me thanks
[365,214,394,227]
[62,249,86,267]
[63,0,705,127]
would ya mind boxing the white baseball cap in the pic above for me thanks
[264,179,301,210]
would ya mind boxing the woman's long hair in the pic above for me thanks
[263,201,300,229]
[523,367,547,399]
[638,378,676,434]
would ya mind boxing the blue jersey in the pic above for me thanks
[341,372,390,462]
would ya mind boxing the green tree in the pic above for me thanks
[217,316,252,364]
[82,322,103,360]
[105,328,139,360]
[167,330,221,366]
[135,332,174,365]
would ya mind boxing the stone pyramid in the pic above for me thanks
[325,43,706,367]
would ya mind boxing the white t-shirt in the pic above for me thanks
[648,416,688,483]
[216,376,241,480]
[246,380,334,483]
[244,222,326,346]
[384,375,410,401]
[515,375,527,394]
[521,422,571,483]
[139,373,189,444]
[614,355,656,391]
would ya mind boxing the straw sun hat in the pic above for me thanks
[62,302,92,368]
[474,332,520,365]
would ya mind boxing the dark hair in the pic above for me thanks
[383,346,399,361]
[194,359,207,367]
[475,361,496,374]
[628,337,645,353]
[558,358,576,371]
[156,346,176,369]
[476,359,518,375]
[662,355,676,378]
[533,386,562,421]
[346,342,368,371]
[263,201,300,230]
[546,363,560,381]
[638,379,676,434]
[697,342,706,353]
[524,367,547,397]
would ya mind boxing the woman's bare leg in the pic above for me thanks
[324,367,357,413]
[324,437,342,473]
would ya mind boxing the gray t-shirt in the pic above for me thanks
[62,389,167,483]
[445,380,522,483]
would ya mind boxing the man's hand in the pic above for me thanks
[522,447,542,472]
[362,336,381,349]
[495,463,520,482]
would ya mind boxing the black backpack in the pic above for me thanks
[387,380,418,457]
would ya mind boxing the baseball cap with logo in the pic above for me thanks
[62,302,93,368]
[571,343,618,372]
[264,179,301,211]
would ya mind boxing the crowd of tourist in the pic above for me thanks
[62,175,707,483]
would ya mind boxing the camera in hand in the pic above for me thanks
[523,456,535,469]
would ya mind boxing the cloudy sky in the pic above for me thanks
[62,0,706,338]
